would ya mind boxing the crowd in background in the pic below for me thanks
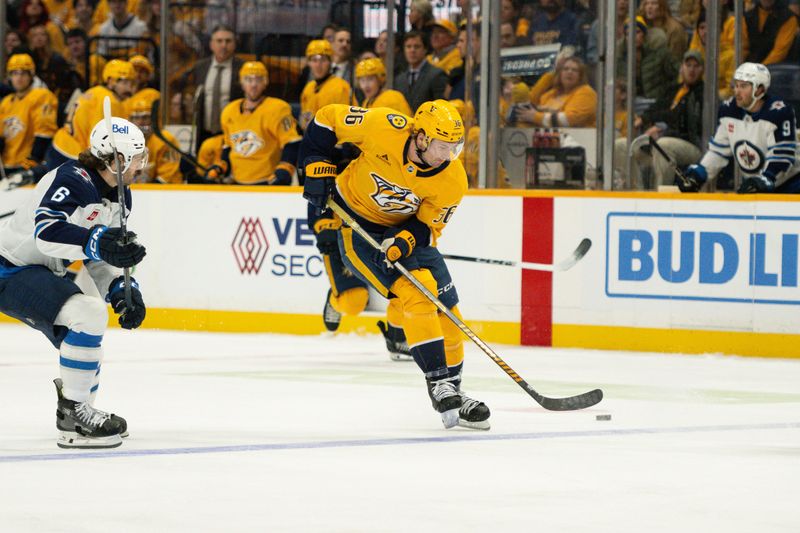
[2,0,800,189]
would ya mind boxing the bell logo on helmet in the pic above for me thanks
[112,124,129,134]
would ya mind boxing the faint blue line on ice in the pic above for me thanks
[2,422,799,464]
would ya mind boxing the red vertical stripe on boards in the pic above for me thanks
[521,197,553,346]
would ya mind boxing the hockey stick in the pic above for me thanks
[103,96,133,309]
[0,210,14,219]
[327,199,603,411]
[442,238,591,272]
[189,85,203,157]
[648,136,696,190]
[150,98,210,172]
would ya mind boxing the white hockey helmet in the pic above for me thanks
[733,62,770,108]
[90,117,147,174]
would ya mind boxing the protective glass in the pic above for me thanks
[428,138,465,161]
[129,148,149,172]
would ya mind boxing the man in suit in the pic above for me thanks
[397,31,448,114]
[171,25,245,149]
[331,28,355,85]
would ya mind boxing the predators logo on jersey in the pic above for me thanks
[230,130,266,157]
[2,116,24,140]
[369,173,420,214]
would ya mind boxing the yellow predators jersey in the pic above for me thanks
[198,134,224,170]
[0,88,58,167]
[136,131,182,184]
[313,104,467,245]
[51,127,82,160]
[125,88,160,118]
[72,86,127,152]
[361,89,412,116]
[299,75,355,129]
[221,97,301,185]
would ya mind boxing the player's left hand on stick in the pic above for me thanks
[107,276,146,329]
[313,216,342,255]
[85,226,147,268]
[302,158,337,212]
[380,228,416,268]
[737,174,775,194]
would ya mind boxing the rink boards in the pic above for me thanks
[2,185,798,358]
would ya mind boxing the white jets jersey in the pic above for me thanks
[0,162,128,296]
[701,94,800,187]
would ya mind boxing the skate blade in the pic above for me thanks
[440,408,460,429]
[389,352,414,362]
[120,430,130,438]
[457,418,491,430]
[57,431,122,449]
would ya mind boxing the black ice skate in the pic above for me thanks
[376,321,413,361]
[426,378,462,429]
[323,289,342,332]
[53,379,125,449]
[457,390,491,430]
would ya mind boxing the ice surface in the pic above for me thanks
[1,323,799,532]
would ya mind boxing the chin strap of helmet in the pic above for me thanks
[745,83,765,112]
[413,131,434,168]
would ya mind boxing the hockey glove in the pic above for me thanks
[269,167,292,186]
[313,215,342,255]
[302,158,337,212]
[0,169,34,191]
[203,164,226,182]
[380,229,416,268]
[737,174,775,194]
[107,276,146,330]
[85,226,147,268]
[677,164,708,192]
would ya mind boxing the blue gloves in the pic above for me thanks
[85,226,146,268]
[107,276,146,330]
[738,174,775,194]
[677,164,707,192]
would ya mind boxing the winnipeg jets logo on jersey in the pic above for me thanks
[75,167,92,183]
[734,140,763,172]
[230,130,265,157]
[369,173,420,214]
[2,116,24,140]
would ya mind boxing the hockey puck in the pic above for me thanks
[595,414,611,421]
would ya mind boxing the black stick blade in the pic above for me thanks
[528,386,604,411]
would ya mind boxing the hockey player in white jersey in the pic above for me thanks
[0,117,148,449]
[680,62,800,193]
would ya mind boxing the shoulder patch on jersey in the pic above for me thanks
[770,100,786,111]
[369,173,420,214]
[281,116,294,132]
[74,167,92,183]
[386,114,408,129]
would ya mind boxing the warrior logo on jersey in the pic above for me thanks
[734,140,764,172]
[369,173,420,214]
[230,130,265,157]
[386,114,407,129]
[2,116,24,140]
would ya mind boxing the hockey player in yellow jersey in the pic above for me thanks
[299,40,355,131]
[128,96,184,184]
[0,54,58,173]
[355,58,412,115]
[126,55,160,114]
[301,100,490,430]
[214,61,301,185]
[71,59,134,151]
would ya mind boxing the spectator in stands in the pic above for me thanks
[398,30,447,114]
[171,24,244,147]
[446,23,480,103]
[587,0,628,65]
[64,28,106,89]
[18,0,67,55]
[331,28,354,83]
[128,54,158,110]
[502,0,529,43]
[616,17,679,102]
[375,29,405,75]
[0,54,58,174]
[69,0,100,37]
[427,19,462,75]
[127,95,185,184]
[743,0,799,65]
[638,0,688,63]
[409,0,435,43]
[27,24,81,124]
[299,39,354,131]
[526,0,579,47]
[355,58,412,115]
[689,1,735,53]
[96,0,147,58]
[614,78,628,138]
[692,10,736,99]
[614,50,705,189]
[676,0,702,29]
[321,23,338,44]
[500,22,517,48]
[44,0,74,28]
[527,45,576,108]
[515,56,596,127]
[4,30,26,58]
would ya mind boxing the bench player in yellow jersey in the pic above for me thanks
[355,58,412,115]
[128,96,185,183]
[0,54,58,176]
[301,100,490,430]
[211,61,301,185]
[71,59,134,151]
[299,40,355,131]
